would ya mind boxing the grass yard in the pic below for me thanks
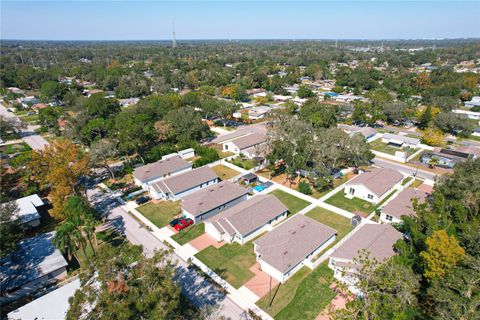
[228,157,258,170]
[0,142,32,154]
[269,189,311,215]
[377,190,397,207]
[211,164,241,180]
[305,207,353,243]
[257,263,335,319]
[369,139,403,155]
[411,178,424,188]
[195,241,257,288]
[171,223,205,245]
[401,176,413,186]
[21,114,39,123]
[325,190,376,215]
[136,201,182,228]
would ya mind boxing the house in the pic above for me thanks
[248,106,271,120]
[344,168,403,204]
[31,103,49,113]
[205,195,288,244]
[7,278,81,320]
[118,97,140,107]
[133,156,192,189]
[181,181,249,223]
[211,123,266,145]
[381,133,420,149]
[452,146,480,159]
[177,148,195,159]
[473,127,480,137]
[465,96,480,108]
[420,146,480,168]
[338,124,378,141]
[254,215,337,283]
[7,87,24,95]
[0,232,68,306]
[17,96,39,108]
[328,224,402,293]
[380,188,429,224]
[222,133,266,157]
[149,166,219,201]
[452,109,480,120]
[9,194,44,228]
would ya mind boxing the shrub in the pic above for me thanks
[298,181,313,195]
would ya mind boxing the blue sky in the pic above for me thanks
[1,1,479,40]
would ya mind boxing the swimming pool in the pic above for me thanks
[253,185,266,192]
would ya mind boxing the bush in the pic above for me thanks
[298,181,313,195]
[192,145,220,167]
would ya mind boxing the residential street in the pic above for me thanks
[372,157,437,181]
[86,187,247,320]
[0,103,50,151]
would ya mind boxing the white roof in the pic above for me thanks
[13,194,43,224]
[8,278,81,320]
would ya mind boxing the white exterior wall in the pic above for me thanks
[183,194,248,223]
[379,212,403,224]
[344,184,379,203]
[222,141,241,154]
[205,222,223,242]
[258,260,286,283]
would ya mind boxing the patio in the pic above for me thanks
[244,263,280,299]
[188,233,225,251]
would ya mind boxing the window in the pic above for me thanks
[368,194,374,200]
[349,188,355,195]
[386,215,393,221]
[225,145,228,150]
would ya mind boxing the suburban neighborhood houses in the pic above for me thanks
[1,26,479,320]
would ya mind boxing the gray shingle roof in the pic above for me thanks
[229,133,266,150]
[207,195,288,237]
[211,124,266,144]
[151,166,218,195]
[345,168,403,198]
[133,156,192,182]
[0,232,67,292]
[383,133,420,145]
[330,224,402,262]
[382,188,428,219]
[254,215,336,273]
[182,181,249,217]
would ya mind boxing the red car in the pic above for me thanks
[174,218,194,231]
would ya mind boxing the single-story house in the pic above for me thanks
[344,168,403,204]
[10,194,44,228]
[211,123,266,144]
[380,188,429,224]
[465,96,480,108]
[149,166,219,201]
[31,103,49,113]
[177,148,195,159]
[205,195,288,244]
[254,215,337,283]
[454,146,480,159]
[222,133,266,157]
[338,124,378,141]
[7,278,81,320]
[133,156,192,189]
[182,181,249,223]
[248,106,271,120]
[0,232,68,306]
[452,109,480,120]
[420,147,479,168]
[328,224,402,293]
[118,97,140,107]
[381,133,420,149]
[472,127,480,137]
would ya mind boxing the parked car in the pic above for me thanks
[135,196,150,205]
[174,218,194,231]
[169,218,180,227]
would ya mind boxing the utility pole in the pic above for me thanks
[172,20,177,49]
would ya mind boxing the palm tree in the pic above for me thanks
[53,221,78,262]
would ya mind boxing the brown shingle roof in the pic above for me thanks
[133,156,191,182]
[330,224,402,262]
[151,166,218,195]
[254,215,336,273]
[382,188,428,219]
[182,181,249,217]
[207,195,288,237]
[345,168,403,198]
[229,133,266,150]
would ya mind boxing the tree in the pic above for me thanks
[89,139,119,179]
[53,220,81,262]
[165,107,212,143]
[66,245,186,320]
[421,127,444,146]
[299,103,338,128]
[418,105,433,129]
[85,93,121,119]
[434,112,474,137]
[38,106,63,133]
[298,181,312,195]
[420,230,465,280]
[297,85,314,98]
[28,140,90,219]
[0,202,22,258]
[40,80,67,100]
[0,116,25,140]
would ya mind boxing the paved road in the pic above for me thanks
[0,103,50,151]
[373,157,437,181]
[86,187,246,320]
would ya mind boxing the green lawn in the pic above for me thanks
[211,164,241,180]
[325,190,376,215]
[369,139,413,156]
[377,190,397,207]
[171,223,205,245]
[310,174,350,199]
[136,201,182,228]
[21,114,39,123]
[195,241,257,288]
[228,157,258,170]
[305,207,353,243]
[401,176,413,186]
[0,142,32,154]
[257,263,335,319]
[269,189,311,215]
[410,178,424,188]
